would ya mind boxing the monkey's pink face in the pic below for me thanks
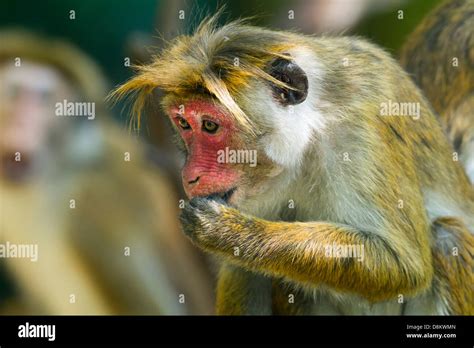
[168,100,244,202]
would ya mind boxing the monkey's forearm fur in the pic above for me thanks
[183,199,473,314]
[182,199,429,302]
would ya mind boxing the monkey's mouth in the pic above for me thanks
[207,187,237,204]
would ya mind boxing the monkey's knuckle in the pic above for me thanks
[180,204,218,242]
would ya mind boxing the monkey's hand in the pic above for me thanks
[180,198,274,315]
[179,197,245,248]
[180,196,433,302]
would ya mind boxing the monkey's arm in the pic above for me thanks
[181,198,433,302]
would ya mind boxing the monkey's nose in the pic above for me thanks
[188,176,200,185]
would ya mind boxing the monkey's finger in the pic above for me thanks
[179,202,202,239]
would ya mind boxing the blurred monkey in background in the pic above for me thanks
[0,30,213,314]
[400,0,474,183]
[277,0,408,33]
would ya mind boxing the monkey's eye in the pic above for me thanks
[177,117,191,130]
[202,120,219,134]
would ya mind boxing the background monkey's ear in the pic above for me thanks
[267,57,308,106]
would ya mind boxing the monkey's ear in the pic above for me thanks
[267,57,308,106]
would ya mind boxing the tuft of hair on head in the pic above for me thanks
[108,9,302,135]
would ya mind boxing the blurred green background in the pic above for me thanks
[0,0,444,124]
